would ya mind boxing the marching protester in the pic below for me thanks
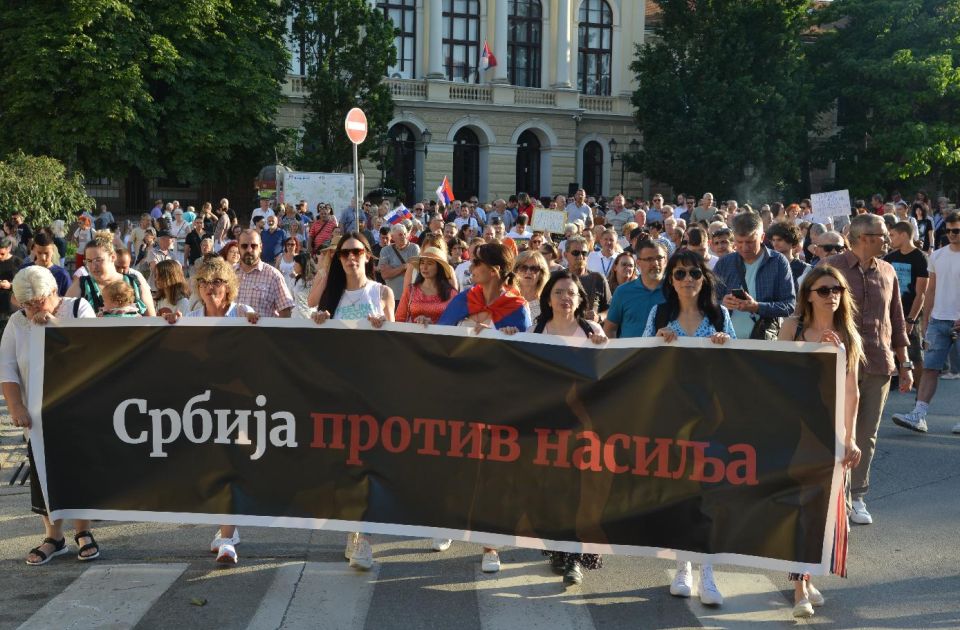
[310,233,395,571]
[395,247,458,325]
[153,259,191,316]
[778,266,864,618]
[276,236,300,291]
[606,252,638,295]
[378,224,420,307]
[220,240,241,266]
[2,266,99,565]
[513,249,550,324]
[883,221,929,394]
[235,230,294,318]
[67,232,155,316]
[643,250,733,607]
[603,240,667,339]
[289,252,315,319]
[821,214,911,525]
[563,236,611,324]
[21,229,71,296]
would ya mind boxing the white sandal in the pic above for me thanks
[216,543,238,565]
[209,528,240,553]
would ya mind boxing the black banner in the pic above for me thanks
[30,320,843,574]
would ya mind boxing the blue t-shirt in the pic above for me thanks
[260,228,286,265]
[642,304,737,338]
[605,280,666,338]
[20,262,71,296]
[730,258,761,339]
[437,290,532,331]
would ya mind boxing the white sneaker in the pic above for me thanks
[850,499,873,525]
[940,372,960,380]
[481,551,501,573]
[892,410,928,433]
[210,528,240,553]
[807,584,825,607]
[670,561,693,597]
[697,564,723,606]
[793,598,815,618]
[216,543,238,565]
[431,538,452,552]
[344,532,359,560]
[349,538,374,570]
[953,422,960,434]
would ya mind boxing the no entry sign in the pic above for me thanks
[345,108,368,145]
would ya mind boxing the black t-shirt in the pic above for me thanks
[578,271,612,313]
[917,218,933,251]
[883,248,929,315]
[0,256,23,313]
[185,230,205,265]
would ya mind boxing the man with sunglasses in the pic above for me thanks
[821,213,911,525]
[563,236,610,322]
[235,229,294,317]
[604,240,666,338]
[893,212,960,435]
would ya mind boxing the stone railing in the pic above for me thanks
[514,89,556,106]
[579,95,615,113]
[385,78,427,99]
[448,84,493,103]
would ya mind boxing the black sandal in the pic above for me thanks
[26,537,69,566]
[75,530,100,561]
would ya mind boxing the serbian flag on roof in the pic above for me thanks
[480,40,497,70]
[436,176,455,205]
[384,204,413,225]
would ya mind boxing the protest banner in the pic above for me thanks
[531,209,567,234]
[28,320,844,575]
[810,190,852,227]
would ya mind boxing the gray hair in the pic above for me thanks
[0,236,16,250]
[818,230,845,246]
[730,211,762,237]
[390,223,408,235]
[12,266,58,302]
[848,214,884,243]
[566,235,587,249]
[808,222,827,240]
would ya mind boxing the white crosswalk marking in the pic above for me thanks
[246,561,380,630]
[475,561,597,630]
[17,563,187,630]
[684,570,792,628]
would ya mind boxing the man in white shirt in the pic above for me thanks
[506,214,532,241]
[250,198,275,228]
[565,189,593,229]
[453,204,480,232]
[586,229,619,276]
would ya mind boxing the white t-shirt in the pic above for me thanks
[455,260,473,291]
[334,281,386,321]
[250,208,276,228]
[185,303,255,318]
[506,227,532,240]
[929,246,960,320]
[586,250,616,276]
[155,296,191,316]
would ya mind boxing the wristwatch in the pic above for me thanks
[901,360,914,370]
[906,317,917,325]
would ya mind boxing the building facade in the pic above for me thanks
[278,0,655,204]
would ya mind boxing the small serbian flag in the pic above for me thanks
[436,176,455,205]
[384,204,413,225]
[480,40,497,70]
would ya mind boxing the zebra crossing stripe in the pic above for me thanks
[684,570,793,628]
[18,563,187,630]
[475,561,598,630]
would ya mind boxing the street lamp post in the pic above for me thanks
[609,138,641,195]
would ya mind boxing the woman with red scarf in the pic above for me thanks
[432,242,530,572]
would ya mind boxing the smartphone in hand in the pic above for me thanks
[731,288,748,300]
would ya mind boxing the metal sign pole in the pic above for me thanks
[353,142,360,233]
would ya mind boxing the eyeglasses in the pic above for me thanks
[812,285,845,297]
[239,243,260,250]
[339,248,366,258]
[567,250,587,257]
[821,244,846,253]
[672,268,703,281]
[198,278,228,288]
[946,228,960,235]
[637,255,666,263]
[516,264,542,273]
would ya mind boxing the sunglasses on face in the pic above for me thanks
[198,278,228,288]
[239,243,259,250]
[567,250,587,257]
[672,268,703,281]
[516,264,542,273]
[812,285,845,297]
[339,248,366,258]
[638,255,665,263]
[821,244,846,253]
[946,228,960,235]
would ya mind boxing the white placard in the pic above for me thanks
[530,209,567,235]
[810,190,851,226]
[280,172,356,216]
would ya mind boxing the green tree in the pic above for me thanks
[809,0,960,195]
[631,0,810,198]
[287,0,396,173]
[0,1,288,185]
[0,152,94,226]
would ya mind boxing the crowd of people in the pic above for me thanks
[2,186,958,620]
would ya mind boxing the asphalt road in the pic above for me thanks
[0,380,958,630]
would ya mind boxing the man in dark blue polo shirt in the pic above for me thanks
[603,240,667,338]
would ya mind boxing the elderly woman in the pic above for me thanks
[1,266,99,565]
[166,256,257,565]
[219,240,241,266]
[513,249,550,324]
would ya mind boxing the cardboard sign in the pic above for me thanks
[531,209,567,235]
[810,190,851,226]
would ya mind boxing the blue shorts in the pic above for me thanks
[924,318,958,370]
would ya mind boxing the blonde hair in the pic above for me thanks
[796,266,864,373]
[192,255,239,303]
[102,280,135,307]
[514,249,550,294]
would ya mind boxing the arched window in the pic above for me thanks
[443,0,480,83]
[386,124,417,205]
[508,0,542,88]
[379,0,417,79]
[582,141,604,197]
[516,130,541,199]
[452,128,480,201]
[578,0,612,95]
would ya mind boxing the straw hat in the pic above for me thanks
[409,247,454,281]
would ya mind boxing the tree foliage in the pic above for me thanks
[287,0,396,173]
[0,152,94,226]
[631,0,811,198]
[0,1,288,184]
[808,0,960,194]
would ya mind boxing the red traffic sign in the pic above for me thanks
[345,108,368,144]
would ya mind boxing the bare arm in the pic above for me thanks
[922,273,936,331]
[136,274,156,316]
[602,319,618,338]
[2,382,29,428]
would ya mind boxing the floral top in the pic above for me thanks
[396,284,457,323]
[642,304,737,338]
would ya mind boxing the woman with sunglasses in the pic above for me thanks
[643,250,732,607]
[778,266,862,618]
[513,250,550,323]
[310,233,394,572]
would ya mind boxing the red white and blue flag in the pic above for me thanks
[384,204,413,225]
[436,176,455,205]
[480,41,497,71]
